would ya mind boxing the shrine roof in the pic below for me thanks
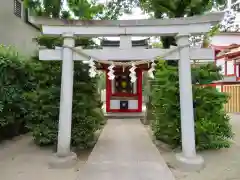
[214,43,240,59]
[101,39,149,47]
[211,43,240,50]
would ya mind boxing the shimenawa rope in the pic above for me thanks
[61,44,190,67]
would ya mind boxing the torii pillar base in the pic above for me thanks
[176,153,204,172]
[48,152,77,169]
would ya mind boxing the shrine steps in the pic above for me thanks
[102,103,147,119]
[104,112,145,119]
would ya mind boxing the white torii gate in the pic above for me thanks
[33,12,224,170]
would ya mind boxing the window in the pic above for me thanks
[14,0,22,18]
[237,64,240,77]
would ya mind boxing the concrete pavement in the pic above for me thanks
[76,118,175,180]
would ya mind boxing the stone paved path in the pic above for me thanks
[76,118,175,180]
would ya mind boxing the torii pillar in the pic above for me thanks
[49,33,78,168]
[176,34,204,170]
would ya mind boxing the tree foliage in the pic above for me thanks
[24,0,131,20]
[21,0,108,147]
[24,56,104,147]
[138,0,226,49]
[150,61,233,150]
[24,0,63,18]
[0,45,33,141]
[140,0,226,18]
[0,42,105,148]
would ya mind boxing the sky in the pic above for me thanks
[119,8,149,20]
[106,8,150,41]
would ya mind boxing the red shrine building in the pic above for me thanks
[211,32,240,89]
[99,39,149,113]
[214,44,240,86]
[98,33,240,113]
[210,32,240,112]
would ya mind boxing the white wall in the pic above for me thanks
[211,33,240,46]
[237,65,240,77]
[110,100,138,110]
[0,0,39,56]
[216,58,225,75]
[226,61,234,75]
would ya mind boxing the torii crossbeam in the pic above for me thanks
[39,47,214,61]
[32,12,223,36]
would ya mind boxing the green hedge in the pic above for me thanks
[24,35,105,148]
[23,56,104,148]
[0,45,33,140]
[0,43,104,148]
[150,61,233,150]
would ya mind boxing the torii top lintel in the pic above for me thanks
[32,12,224,36]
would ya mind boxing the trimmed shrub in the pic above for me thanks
[0,36,104,148]
[24,35,105,148]
[150,60,233,150]
[24,57,104,148]
[0,45,33,140]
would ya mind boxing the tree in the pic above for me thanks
[24,0,130,20]
[139,0,226,49]
[150,61,233,150]
[141,0,225,123]
[22,0,115,147]
[24,0,63,18]
[0,46,33,141]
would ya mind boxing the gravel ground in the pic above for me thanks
[0,114,239,180]
[159,113,240,180]
[0,135,91,180]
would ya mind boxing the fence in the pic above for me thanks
[223,84,240,113]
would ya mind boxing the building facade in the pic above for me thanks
[0,0,39,56]
[210,32,240,113]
